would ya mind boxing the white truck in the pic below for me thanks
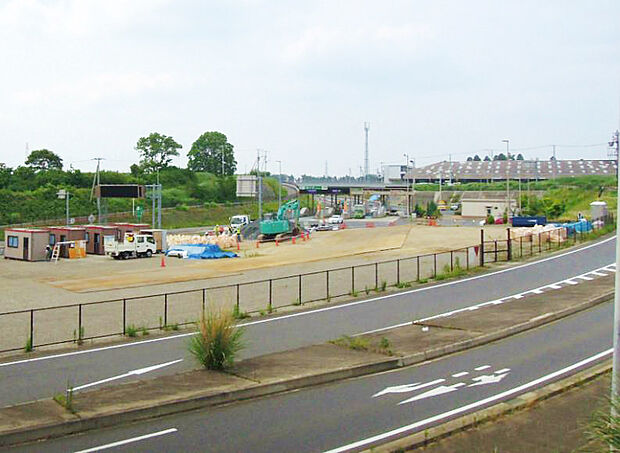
[105,234,157,260]
[230,215,250,230]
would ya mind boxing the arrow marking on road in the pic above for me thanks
[373,379,445,398]
[468,372,509,387]
[398,383,466,405]
[72,359,183,392]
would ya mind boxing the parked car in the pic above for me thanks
[327,215,344,224]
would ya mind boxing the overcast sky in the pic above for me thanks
[1,0,619,176]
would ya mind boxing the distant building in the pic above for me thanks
[382,164,409,184]
[407,159,616,183]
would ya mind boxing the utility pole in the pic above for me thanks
[502,140,510,217]
[610,129,620,412]
[257,150,263,221]
[364,122,370,181]
[403,154,409,216]
[276,160,282,210]
[91,158,104,223]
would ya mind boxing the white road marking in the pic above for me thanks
[398,383,466,405]
[591,271,608,276]
[72,359,183,392]
[373,379,445,398]
[452,371,469,378]
[469,373,509,387]
[74,428,178,453]
[474,365,491,371]
[323,348,612,453]
[530,289,544,294]
[547,284,562,289]
[577,276,594,281]
[386,261,616,331]
[495,368,511,374]
[0,237,614,370]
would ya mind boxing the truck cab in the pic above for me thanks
[105,233,157,259]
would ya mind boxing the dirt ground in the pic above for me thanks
[0,224,508,312]
[418,373,609,453]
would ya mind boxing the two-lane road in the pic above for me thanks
[5,297,612,452]
[0,236,614,408]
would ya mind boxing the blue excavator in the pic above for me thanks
[258,199,302,242]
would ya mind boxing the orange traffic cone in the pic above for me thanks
[292,236,296,244]
[160,255,166,268]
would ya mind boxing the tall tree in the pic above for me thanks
[187,131,237,176]
[473,155,481,161]
[0,163,11,188]
[25,149,63,171]
[517,153,524,160]
[135,132,182,174]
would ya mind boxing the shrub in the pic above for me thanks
[188,308,245,370]
[126,324,138,337]
[582,396,620,451]
[24,336,33,353]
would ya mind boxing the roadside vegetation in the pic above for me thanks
[188,307,245,370]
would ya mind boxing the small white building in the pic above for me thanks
[461,197,518,218]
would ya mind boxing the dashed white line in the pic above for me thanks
[0,237,614,370]
[323,349,612,453]
[563,279,579,285]
[474,365,491,371]
[495,368,511,374]
[452,372,469,378]
[591,271,608,276]
[74,428,178,453]
[577,276,594,281]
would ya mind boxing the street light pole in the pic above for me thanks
[503,139,510,217]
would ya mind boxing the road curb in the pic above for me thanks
[0,292,614,447]
[367,360,612,452]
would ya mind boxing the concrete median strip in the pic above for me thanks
[0,275,615,448]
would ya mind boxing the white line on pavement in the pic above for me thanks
[0,236,614,369]
[358,261,615,336]
[72,359,183,392]
[474,365,491,371]
[452,372,469,378]
[323,349,613,453]
[495,368,511,374]
[74,428,178,453]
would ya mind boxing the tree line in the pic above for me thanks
[0,131,240,225]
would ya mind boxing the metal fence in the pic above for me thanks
[0,218,613,353]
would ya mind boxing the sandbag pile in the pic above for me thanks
[510,225,567,242]
[167,233,237,249]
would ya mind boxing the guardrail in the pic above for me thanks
[0,217,613,353]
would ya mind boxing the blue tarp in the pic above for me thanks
[561,219,592,235]
[166,244,238,259]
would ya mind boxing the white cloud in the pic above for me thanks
[0,0,169,37]
[283,22,435,62]
[12,71,175,105]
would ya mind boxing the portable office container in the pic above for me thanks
[3,228,50,261]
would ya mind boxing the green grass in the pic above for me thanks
[24,336,32,353]
[188,308,245,370]
[125,324,138,337]
[330,335,370,351]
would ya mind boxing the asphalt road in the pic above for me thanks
[5,299,612,453]
[0,236,615,408]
